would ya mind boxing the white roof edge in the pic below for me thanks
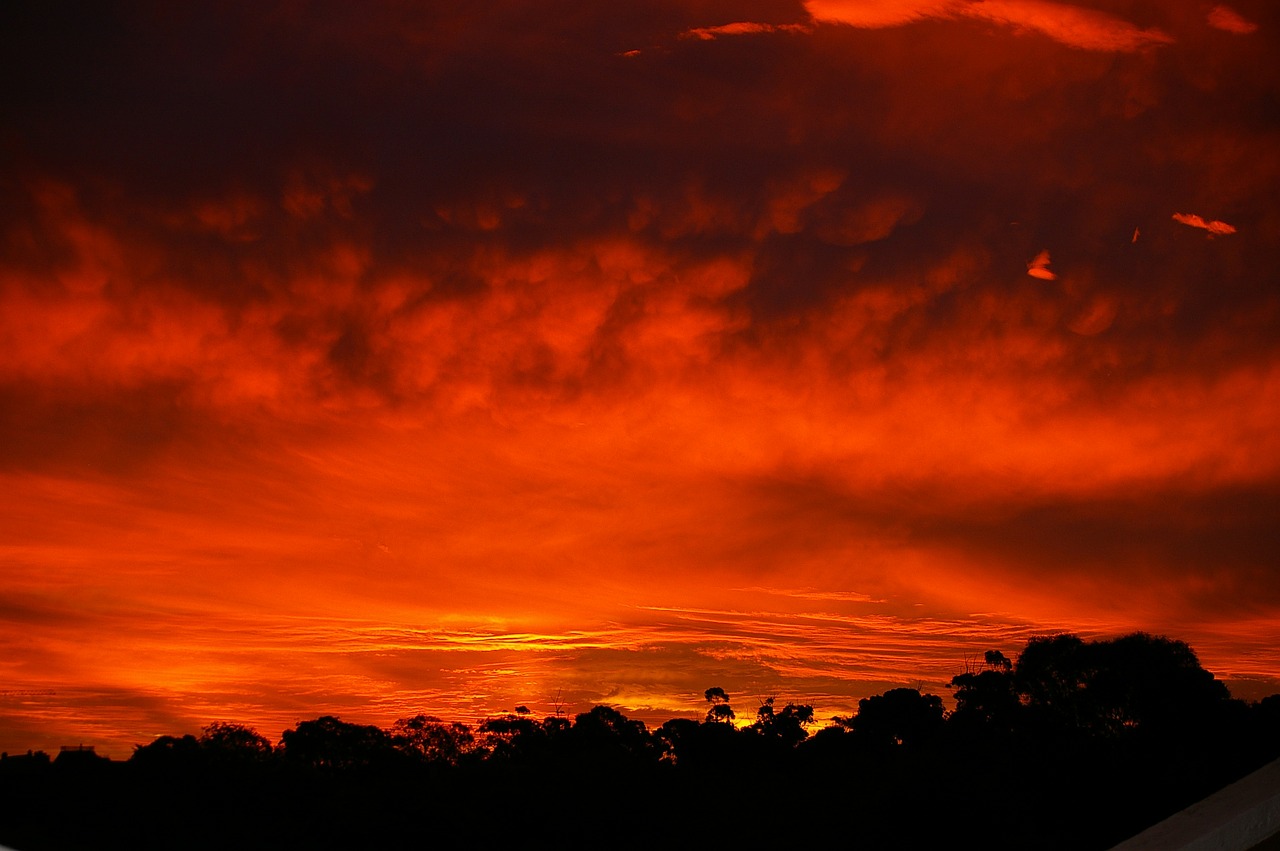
[1110,758,1280,851]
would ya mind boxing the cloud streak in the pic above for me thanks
[804,0,1175,51]
[681,21,813,41]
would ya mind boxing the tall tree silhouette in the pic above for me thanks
[704,687,735,725]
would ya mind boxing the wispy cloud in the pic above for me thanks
[680,21,812,41]
[736,587,885,603]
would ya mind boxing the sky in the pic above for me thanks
[2,0,1278,758]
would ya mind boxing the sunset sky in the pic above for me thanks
[3,0,1278,757]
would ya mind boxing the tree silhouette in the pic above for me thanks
[949,665,1021,739]
[392,715,474,765]
[278,716,400,770]
[985,650,1012,671]
[3,631,1277,851]
[750,697,814,746]
[567,705,652,764]
[478,712,554,762]
[1014,632,1231,737]
[842,688,944,749]
[199,722,273,764]
[129,734,202,769]
[1084,632,1230,735]
[704,687,736,725]
[654,718,700,764]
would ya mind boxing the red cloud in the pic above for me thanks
[1207,5,1259,35]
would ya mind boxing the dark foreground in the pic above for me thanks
[3,633,1278,849]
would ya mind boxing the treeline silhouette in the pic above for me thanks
[2,632,1278,850]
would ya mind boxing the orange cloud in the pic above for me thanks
[1172,211,1237,235]
[804,0,962,28]
[1026,248,1058,280]
[962,1,1175,52]
[805,0,1175,51]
